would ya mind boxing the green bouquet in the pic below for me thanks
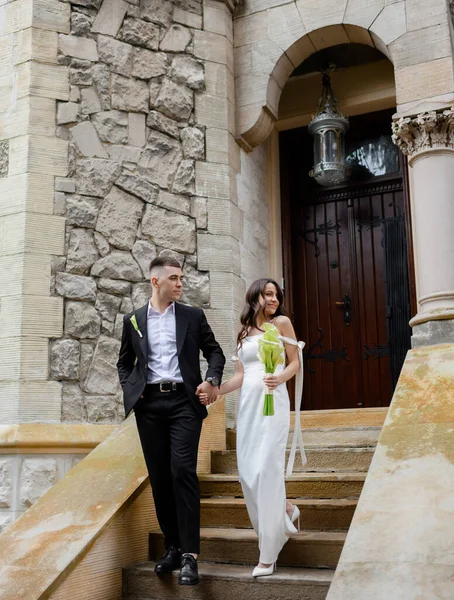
[257,323,285,416]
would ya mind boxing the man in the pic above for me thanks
[117,256,225,585]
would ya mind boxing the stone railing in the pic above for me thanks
[0,398,225,600]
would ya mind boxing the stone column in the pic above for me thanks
[393,109,454,346]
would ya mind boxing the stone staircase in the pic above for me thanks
[122,417,382,600]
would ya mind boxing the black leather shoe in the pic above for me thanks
[178,554,199,585]
[154,546,181,574]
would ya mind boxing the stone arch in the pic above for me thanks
[234,0,454,150]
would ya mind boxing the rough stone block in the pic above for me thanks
[66,195,100,227]
[155,77,193,122]
[112,74,149,112]
[156,190,190,215]
[81,87,102,114]
[170,55,204,91]
[0,459,13,508]
[98,35,133,77]
[20,459,58,508]
[132,281,151,308]
[137,130,183,188]
[141,205,196,253]
[147,110,180,139]
[50,338,81,380]
[139,0,173,27]
[172,159,195,195]
[98,278,132,295]
[76,158,122,197]
[160,24,192,52]
[61,382,86,422]
[120,17,160,50]
[55,272,97,301]
[107,145,141,163]
[84,336,121,394]
[65,301,102,339]
[84,394,122,423]
[71,121,108,158]
[91,250,143,281]
[132,48,167,79]
[92,110,128,144]
[58,34,99,61]
[181,126,205,159]
[116,171,158,202]
[92,0,129,36]
[96,186,144,250]
[66,228,100,274]
[91,63,111,110]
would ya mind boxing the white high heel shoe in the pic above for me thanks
[252,563,276,578]
[290,504,301,532]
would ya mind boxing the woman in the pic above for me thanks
[201,279,306,577]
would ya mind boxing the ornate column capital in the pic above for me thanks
[392,108,454,157]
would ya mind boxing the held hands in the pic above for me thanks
[263,374,282,391]
[196,381,218,406]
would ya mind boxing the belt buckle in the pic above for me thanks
[159,382,170,393]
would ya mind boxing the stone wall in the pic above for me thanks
[52,0,214,423]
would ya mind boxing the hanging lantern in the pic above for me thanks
[308,66,349,187]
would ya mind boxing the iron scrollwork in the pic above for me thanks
[304,328,349,374]
[301,220,341,257]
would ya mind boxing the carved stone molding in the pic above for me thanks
[392,108,454,157]
[222,0,240,13]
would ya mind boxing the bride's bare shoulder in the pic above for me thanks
[273,315,291,326]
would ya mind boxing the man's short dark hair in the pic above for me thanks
[149,256,182,275]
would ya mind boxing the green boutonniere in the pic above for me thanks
[130,314,143,338]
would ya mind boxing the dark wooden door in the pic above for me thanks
[280,109,415,410]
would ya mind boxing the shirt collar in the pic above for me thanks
[148,301,175,317]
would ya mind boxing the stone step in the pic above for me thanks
[149,528,346,569]
[200,498,357,530]
[226,426,381,450]
[199,472,366,499]
[211,447,374,474]
[123,561,334,600]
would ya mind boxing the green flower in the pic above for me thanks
[257,323,284,416]
[130,314,143,338]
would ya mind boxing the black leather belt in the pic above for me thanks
[147,382,186,393]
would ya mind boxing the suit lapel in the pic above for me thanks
[175,302,189,355]
[134,303,149,360]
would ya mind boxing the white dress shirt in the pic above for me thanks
[147,302,183,384]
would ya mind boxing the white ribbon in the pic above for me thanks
[279,336,307,477]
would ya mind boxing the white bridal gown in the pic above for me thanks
[236,333,306,565]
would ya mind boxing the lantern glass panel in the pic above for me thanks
[324,130,338,163]
[314,133,322,165]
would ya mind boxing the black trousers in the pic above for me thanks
[134,387,203,554]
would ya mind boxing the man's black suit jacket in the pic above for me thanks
[117,302,225,419]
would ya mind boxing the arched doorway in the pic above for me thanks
[279,44,416,410]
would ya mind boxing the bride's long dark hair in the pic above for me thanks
[237,278,287,348]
